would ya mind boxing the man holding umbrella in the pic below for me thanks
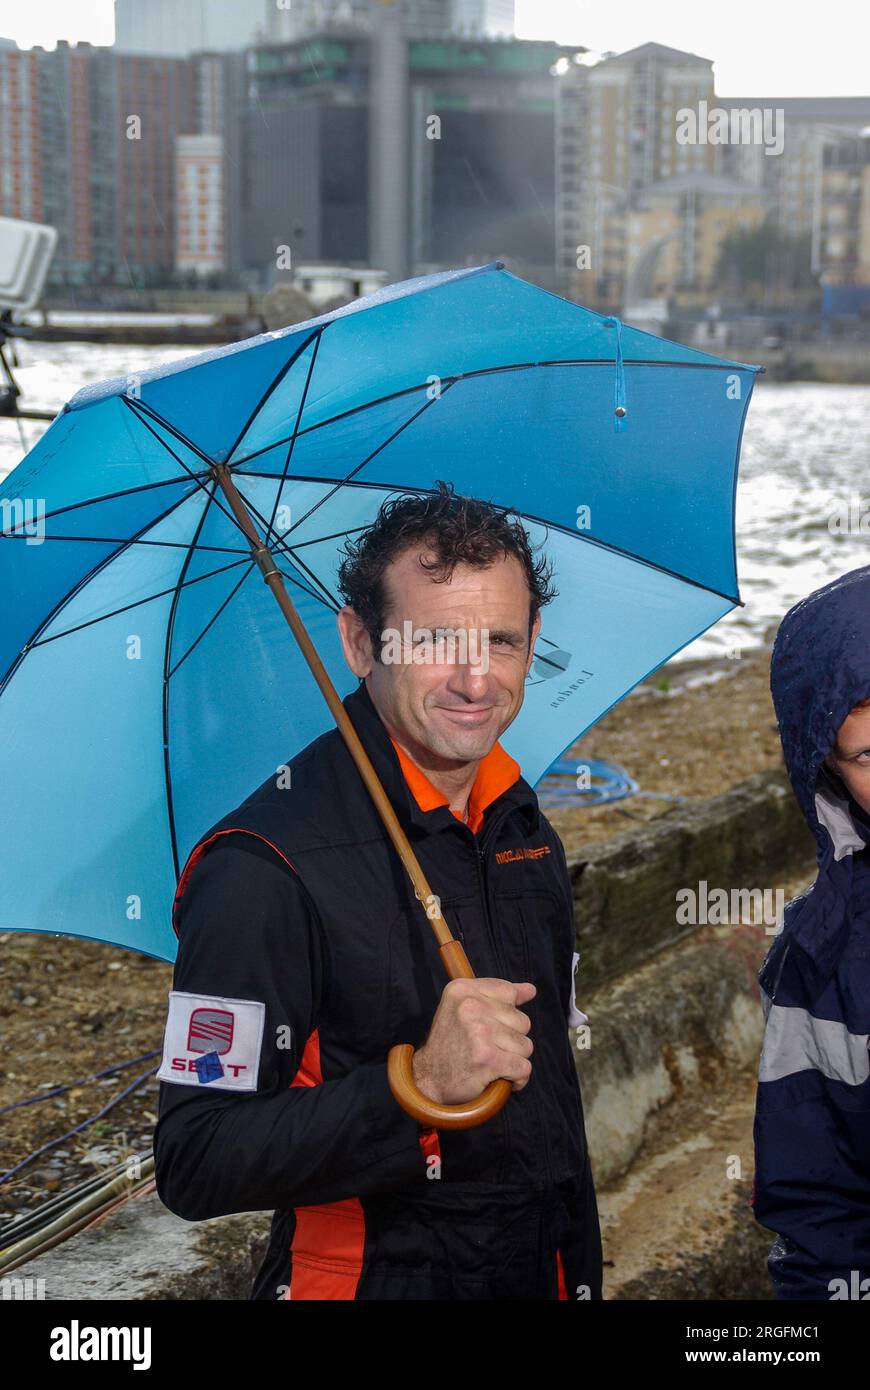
[153,480,603,1301]
[1,261,757,1300]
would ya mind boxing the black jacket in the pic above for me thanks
[153,679,602,1300]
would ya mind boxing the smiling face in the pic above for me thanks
[825,699,870,816]
[337,543,541,771]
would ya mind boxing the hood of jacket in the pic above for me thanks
[768,563,870,982]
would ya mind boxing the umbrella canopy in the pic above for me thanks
[0,262,760,961]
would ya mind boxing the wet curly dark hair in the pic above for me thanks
[337,480,557,661]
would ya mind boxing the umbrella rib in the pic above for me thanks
[231,376,455,472]
[236,487,343,612]
[514,504,742,607]
[116,358,741,603]
[0,473,213,536]
[164,505,360,687]
[244,385,457,545]
[27,558,252,650]
[236,474,741,608]
[122,395,213,466]
[250,522,371,552]
[275,565,341,614]
[162,477,222,881]
[120,395,342,594]
[166,562,255,682]
[0,531,248,555]
[227,326,325,466]
[113,398,349,610]
[0,489,214,697]
[262,328,322,548]
[189,463,343,612]
[122,397,243,536]
[227,357,748,471]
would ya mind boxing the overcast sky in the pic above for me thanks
[0,0,866,97]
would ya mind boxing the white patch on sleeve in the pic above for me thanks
[157,990,266,1093]
[567,952,589,1028]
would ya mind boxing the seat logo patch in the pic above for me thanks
[157,991,265,1092]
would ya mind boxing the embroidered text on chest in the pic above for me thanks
[495,845,552,864]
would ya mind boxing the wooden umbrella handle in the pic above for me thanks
[386,935,512,1131]
[211,465,514,1134]
[387,1045,511,1130]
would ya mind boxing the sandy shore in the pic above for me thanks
[0,645,786,1223]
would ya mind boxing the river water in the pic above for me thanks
[1,340,868,664]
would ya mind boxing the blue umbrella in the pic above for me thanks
[0,261,760,970]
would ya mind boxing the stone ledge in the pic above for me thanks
[568,769,815,989]
[577,922,769,1187]
[7,1195,271,1301]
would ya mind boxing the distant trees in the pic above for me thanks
[716,218,817,299]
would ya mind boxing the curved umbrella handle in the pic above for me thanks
[387,1044,512,1131]
[386,937,514,1131]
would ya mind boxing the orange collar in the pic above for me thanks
[389,733,521,835]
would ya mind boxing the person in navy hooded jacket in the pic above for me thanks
[753,564,870,1300]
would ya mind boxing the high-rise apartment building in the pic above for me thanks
[175,134,224,274]
[0,40,43,225]
[555,43,717,305]
[15,41,123,283]
[115,50,196,274]
[244,26,572,282]
[0,40,195,284]
[190,51,247,276]
[716,96,870,237]
[818,130,870,287]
